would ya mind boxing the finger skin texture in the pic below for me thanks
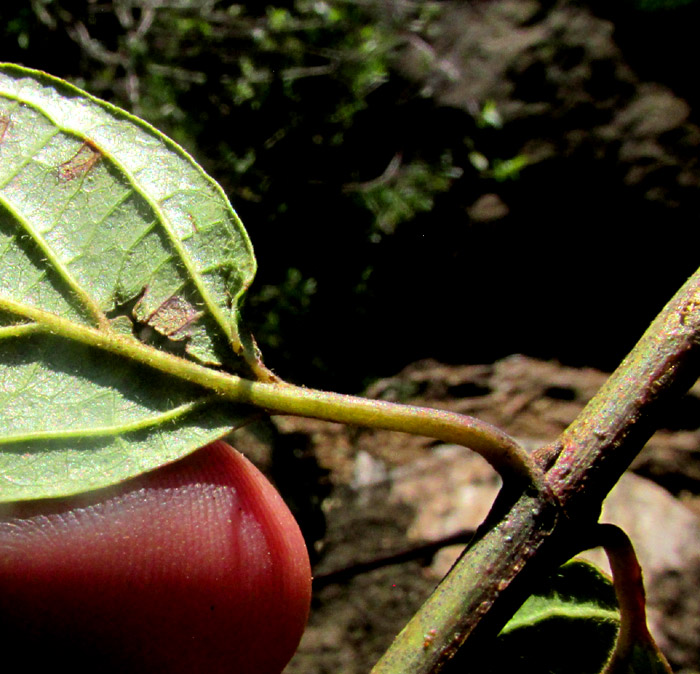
[0,441,311,674]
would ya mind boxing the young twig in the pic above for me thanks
[371,266,700,674]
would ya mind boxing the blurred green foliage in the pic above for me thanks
[628,0,699,8]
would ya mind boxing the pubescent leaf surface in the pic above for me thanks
[0,64,258,502]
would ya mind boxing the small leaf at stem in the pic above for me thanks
[467,561,672,674]
[490,561,619,673]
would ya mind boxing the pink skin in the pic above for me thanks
[0,441,312,674]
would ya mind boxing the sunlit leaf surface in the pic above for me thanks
[0,64,257,501]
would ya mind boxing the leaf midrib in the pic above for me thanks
[0,295,244,399]
[502,605,620,634]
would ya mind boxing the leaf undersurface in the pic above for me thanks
[0,63,258,502]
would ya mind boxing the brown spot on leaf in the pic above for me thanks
[0,115,10,144]
[58,140,101,182]
[145,295,203,339]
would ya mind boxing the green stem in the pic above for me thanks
[0,296,546,492]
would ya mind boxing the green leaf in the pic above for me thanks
[465,561,614,673]
[501,560,619,635]
[467,560,671,674]
[0,63,258,502]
